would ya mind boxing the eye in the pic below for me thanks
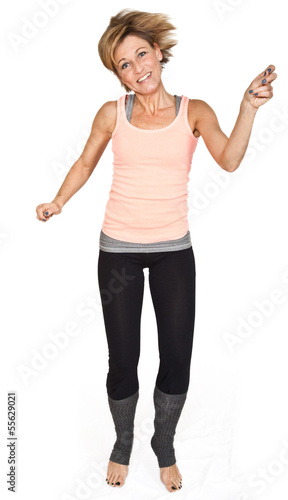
[121,52,146,70]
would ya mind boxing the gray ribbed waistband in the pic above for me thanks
[99,229,192,253]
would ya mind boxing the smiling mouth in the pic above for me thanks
[137,72,152,83]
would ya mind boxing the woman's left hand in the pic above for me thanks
[242,64,277,111]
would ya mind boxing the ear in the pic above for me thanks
[153,42,163,62]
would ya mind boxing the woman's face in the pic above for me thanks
[114,34,163,94]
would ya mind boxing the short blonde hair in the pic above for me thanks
[98,8,178,93]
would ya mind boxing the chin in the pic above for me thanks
[121,77,161,94]
[135,83,160,94]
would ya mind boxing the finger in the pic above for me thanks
[261,83,272,90]
[265,71,277,81]
[36,205,48,217]
[263,65,275,77]
[41,212,54,221]
[250,84,270,94]
[40,207,52,219]
[260,77,277,93]
[266,64,275,74]
[259,75,277,90]
[36,215,48,222]
[42,208,56,218]
[36,209,49,221]
[37,213,48,221]
[251,84,273,97]
[253,90,272,98]
[252,65,276,90]
[259,64,276,79]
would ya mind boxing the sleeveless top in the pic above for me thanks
[99,93,199,253]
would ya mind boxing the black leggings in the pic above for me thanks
[97,246,196,400]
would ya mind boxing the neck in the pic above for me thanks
[133,83,175,115]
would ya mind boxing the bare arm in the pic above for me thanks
[195,99,257,173]
[194,100,231,171]
[36,101,116,222]
[52,101,115,207]
[195,65,277,173]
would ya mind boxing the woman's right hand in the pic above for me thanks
[36,201,62,222]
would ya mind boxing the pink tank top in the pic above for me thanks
[101,94,199,243]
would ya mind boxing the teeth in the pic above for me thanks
[138,72,151,82]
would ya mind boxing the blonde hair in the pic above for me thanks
[98,8,178,93]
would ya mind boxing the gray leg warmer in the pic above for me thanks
[151,385,187,468]
[108,390,139,466]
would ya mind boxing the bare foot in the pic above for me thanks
[160,463,182,492]
[106,460,128,488]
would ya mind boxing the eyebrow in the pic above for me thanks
[117,47,147,65]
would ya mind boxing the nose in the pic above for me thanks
[134,61,144,74]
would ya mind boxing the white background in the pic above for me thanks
[1,1,287,499]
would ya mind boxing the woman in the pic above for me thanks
[36,8,276,493]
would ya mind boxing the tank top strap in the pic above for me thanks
[114,94,128,130]
[179,95,189,117]
[174,95,182,116]
[125,94,135,122]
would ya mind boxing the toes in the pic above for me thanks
[110,475,116,487]
[160,468,182,491]
[106,460,128,488]
[171,483,180,491]
[115,475,126,487]
[163,482,178,492]
[112,476,120,487]
[107,476,124,488]
[107,475,114,486]
[172,478,182,490]
[106,469,112,483]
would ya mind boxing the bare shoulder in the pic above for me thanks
[187,99,220,138]
[91,100,117,140]
[190,99,217,114]
[188,99,219,123]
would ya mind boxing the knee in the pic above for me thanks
[166,350,192,372]
[108,354,138,376]
[107,361,139,399]
[158,357,191,394]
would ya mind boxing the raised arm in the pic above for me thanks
[36,101,116,222]
[195,64,277,173]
